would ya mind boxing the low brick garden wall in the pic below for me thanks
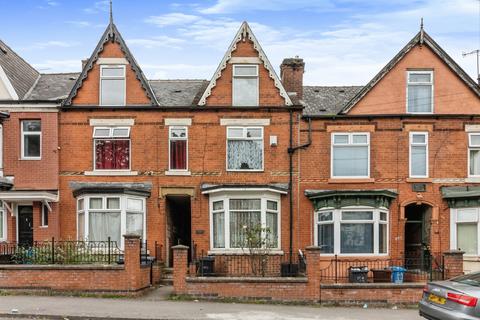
[320,283,425,305]
[0,235,157,294]
[172,246,465,304]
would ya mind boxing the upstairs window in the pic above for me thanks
[169,127,188,171]
[21,120,41,159]
[232,65,258,106]
[100,65,126,106]
[227,127,263,171]
[409,132,429,178]
[93,127,130,170]
[331,133,370,178]
[469,133,480,177]
[407,71,433,113]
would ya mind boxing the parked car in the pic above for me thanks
[419,272,480,320]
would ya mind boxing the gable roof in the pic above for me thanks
[198,21,292,106]
[150,79,208,107]
[339,30,480,114]
[0,39,39,99]
[62,21,157,106]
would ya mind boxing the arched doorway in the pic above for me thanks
[404,203,432,270]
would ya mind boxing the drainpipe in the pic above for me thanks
[287,112,312,266]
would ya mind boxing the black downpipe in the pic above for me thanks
[288,112,312,269]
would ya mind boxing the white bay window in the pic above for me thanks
[77,195,146,249]
[315,207,388,255]
[210,193,280,251]
[450,208,480,256]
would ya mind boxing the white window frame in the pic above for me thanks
[314,207,389,256]
[0,206,6,241]
[20,120,41,160]
[331,132,370,179]
[406,70,434,114]
[209,191,281,252]
[168,126,188,172]
[93,126,131,172]
[409,132,429,178]
[41,204,48,227]
[232,64,259,107]
[468,133,480,177]
[99,65,126,106]
[76,194,147,250]
[226,126,264,172]
[450,207,480,257]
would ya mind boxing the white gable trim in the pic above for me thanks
[198,22,292,106]
[0,65,19,100]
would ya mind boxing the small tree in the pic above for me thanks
[239,224,275,276]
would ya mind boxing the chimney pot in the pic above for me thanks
[280,57,305,101]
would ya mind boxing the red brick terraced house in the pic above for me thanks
[0,40,77,246]
[57,19,303,266]
[298,27,480,275]
[0,16,479,282]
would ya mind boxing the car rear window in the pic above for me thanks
[452,273,480,287]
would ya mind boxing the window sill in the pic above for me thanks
[207,250,284,256]
[39,226,48,229]
[227,170,265,173]
[465,177,480,183]
[406,178,432,183]
[165,170,191,176]
[20,158,41,161]
[328,178,375,184]
[84,171,138,176]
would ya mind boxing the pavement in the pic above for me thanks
[0,286,423,320]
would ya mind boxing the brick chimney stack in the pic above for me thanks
[280,57,305,100]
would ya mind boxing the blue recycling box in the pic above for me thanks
[390,266,406,284]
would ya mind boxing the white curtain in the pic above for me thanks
[470,150,480,175]
[457,223,477,255]
[88,211,121,244]
[233,77,258,106]
[411,145,427,176]
[126,212,143,237]
[227,140,263,170]
[78,212,85,240]
[333,146,368,176]
[213,211,225,248]
[266,212,278,247]
[229,199,261,248]
[408,85,432,112]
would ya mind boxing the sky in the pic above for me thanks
[0,0,479,85]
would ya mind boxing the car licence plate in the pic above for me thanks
[428,293,446,305]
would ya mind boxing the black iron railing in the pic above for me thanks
[193,249,307,277]
[0,238,122,265]
[318,254,444,283]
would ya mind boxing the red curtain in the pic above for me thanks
[170,140,186,170]
[95,139,130,170]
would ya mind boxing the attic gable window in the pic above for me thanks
[232,65,258,106]
[407,70,433,113]
[100,65,126,106]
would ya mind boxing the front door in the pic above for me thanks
[405,204,431,270]
[18,205,33,246]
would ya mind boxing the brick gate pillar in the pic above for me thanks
[443,250,464,279]
[172,245,189,294]
[305,246,321,302]
[123,234,142,290]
